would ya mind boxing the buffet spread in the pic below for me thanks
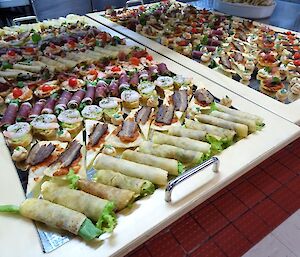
[0,6,300,257]
[90,0,300,124]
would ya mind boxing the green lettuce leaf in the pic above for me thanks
[96,202,117,233]
[140,181,155,197]
[177,161,184,175]
[78,218,102,241]
[206,134,224,154]
[66,169,80,189]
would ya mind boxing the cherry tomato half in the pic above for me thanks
[129,57,140,66]
[294,59,300,66]
[41,84,52,92]
[293,52,300,60]
[88,69,98,76]
[7,50,16,57]
[68,77,78,87]
[111,66,121,72]
[12,88,23,98]
[24,47,35,53]
[146,55,153,61]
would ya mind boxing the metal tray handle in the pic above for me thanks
[126,0,144,8]
[165,156,219,202]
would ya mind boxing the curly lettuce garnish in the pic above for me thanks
[140,181,155,197]
[78,218,102,241]
[96,202,117,233]
[178,161,184,175]
[67,169,80,189]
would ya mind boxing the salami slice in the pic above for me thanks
[67,89,85,109]
[55,91,73,112]
[0,103,18,127]
[42,98,57,114]
[17,102,32,121]
[82,85,95,105]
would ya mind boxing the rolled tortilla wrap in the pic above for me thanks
[185,119,236,139]
[153,131,210,153]
[122,149,178,176]
[168,126,206,141]
[77,179,135,211]
[215,103,263,125]
[210,110,256,133]
[93,154,168,186]
[95,169,155,196]
[20,198,85,235]
[195,114,248,138]
[41,181,116,231]
[0,199,101,240]
[139,141,203,164]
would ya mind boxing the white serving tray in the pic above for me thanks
[87,6,300,125]
[213,0,276,19]
[1,17,300,257]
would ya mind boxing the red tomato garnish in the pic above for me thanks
[294,52,300,59]
[111,66,121,72]
[41,84,52,92]
[68,78,78,87]
[7,50,16,57]
[177,40,188,46]
[139,5,145,11]
[191,22,197,27]
[286,31,292,35]
[12,88,22,98]
[88,69,98,76]
[50,43,56,49]
[294,60,300,66]
[68,40,76,48]
[130,57,140,66]
[146,55,153,61]
[293,46,299,51]
[24,47,34,53]
[191,27,198,34]
[199,18,205,23]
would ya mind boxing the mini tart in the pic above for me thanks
[275,88,288,102]
[34,80,60,98]
[155,76,174,90]
[5,86,33,103]
[105,66,125,78]
[138,81,157,105]
[61,78,85,91]
[259,79,284,97]
[121,90,141,109]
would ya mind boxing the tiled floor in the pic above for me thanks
[126,137,300,257]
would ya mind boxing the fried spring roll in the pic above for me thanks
[122,149,179,176]
[0,199,101,241]
[95,170,155,197]
[139,141,203,164]
[168,126,207,141]
[41,181,116,232]
[153,132,211,153]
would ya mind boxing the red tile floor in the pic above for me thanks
[126,137,300,257]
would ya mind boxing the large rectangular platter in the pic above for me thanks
[87,4,300,125]
[1,17,300,257]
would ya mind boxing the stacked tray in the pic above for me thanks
[0,15,300,257]
[88,1,300,124]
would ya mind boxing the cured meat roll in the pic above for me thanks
[157,63,171,75]
[42,98,56,114]
[139,141,203,165]
[95,81,108,101]
[55,90,72,112]
[0,199,102,241]
[95,169,155,197]
[93,153,168,186]
[17,102,32,121]
[29,99,46,119]
[122,149,179,176]
[108,80,119,97]
[82,85,95,105]
[153,131,211,153]
[68,89,85,109]
[195,114,248,138]
[168,126,206,141]
[0,103,18,127]
[41,181,116,231]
